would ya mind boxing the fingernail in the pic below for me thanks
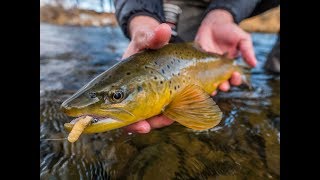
[211,91,217,96]
[137,125,150,133]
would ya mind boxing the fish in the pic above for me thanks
[61,42,247,136]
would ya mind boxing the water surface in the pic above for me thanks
[40,23,279,179]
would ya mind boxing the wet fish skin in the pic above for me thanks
[61,42,241,133]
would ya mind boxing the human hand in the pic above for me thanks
[122,16,172,58]
[195,9,257,95]
[122,16,174,133]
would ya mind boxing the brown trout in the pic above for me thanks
[61,42,245,136]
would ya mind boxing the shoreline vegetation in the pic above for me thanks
[40,5,117,27]
[239,6,280,33]
[40,5,279,33]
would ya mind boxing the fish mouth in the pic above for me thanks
[64,115,124,134]
[68,115,116,125]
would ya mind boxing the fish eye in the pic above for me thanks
[109,90,125,103]
[113,91,123,100]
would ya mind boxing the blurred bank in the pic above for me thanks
[40,0,279,33]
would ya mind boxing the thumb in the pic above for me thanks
[122,26,152,59]
[122,41,140,59]
[147,23,172,49]
[122,23,171,59]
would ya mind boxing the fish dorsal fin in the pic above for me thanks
[163,84,222,130]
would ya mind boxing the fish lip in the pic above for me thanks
[68,115,118,125]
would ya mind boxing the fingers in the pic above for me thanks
[123,115,174,134]
[211,90,217,96]
[122,26,153,59]
[148,23,171,49]
[147,115,174,129]
[195,28,223,54]
[123,120,151,133]
[239,34,257,67]
[212,72,242,95]
[219,81,230,92]
[230,72,242,86]
[213,81,230,96]
[122,42,140,59]
[122,23,171,59]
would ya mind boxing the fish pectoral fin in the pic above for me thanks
[163,84,222,130]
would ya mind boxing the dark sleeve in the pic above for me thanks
[249,0,280,17]
[203,0,280,23]
[114,0,165,39]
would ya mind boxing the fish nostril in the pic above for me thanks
[60,106,66,113]
[60,102,71,112]
[88,92,96,99]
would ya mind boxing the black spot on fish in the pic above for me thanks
[137,86,143,92]
[126,72,131,75]
[167,65,170,69]
[169,81,172,84]
[150,71,153,74]
[172,73,174,76]
[145,66,148,69]
[155,61,158,65]
[178,85,180,88]
[160,81,163,84]
[170,90,172,94]
[154,76,157,80]
[162,69,165,74]
[178,73,180,76]
[174,86,177,90]
[178,60,181,63]
[171,61,173,64]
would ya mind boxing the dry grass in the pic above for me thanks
[40,5,117,26]
[240,6,280,33]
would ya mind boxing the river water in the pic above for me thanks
[40,22,279,179]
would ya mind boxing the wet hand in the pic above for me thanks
[122,16,172,59]
[195,9,257,95]
[124,115,174,134]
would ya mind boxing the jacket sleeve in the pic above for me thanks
[204,0,280,23]
[114,0,165,39]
